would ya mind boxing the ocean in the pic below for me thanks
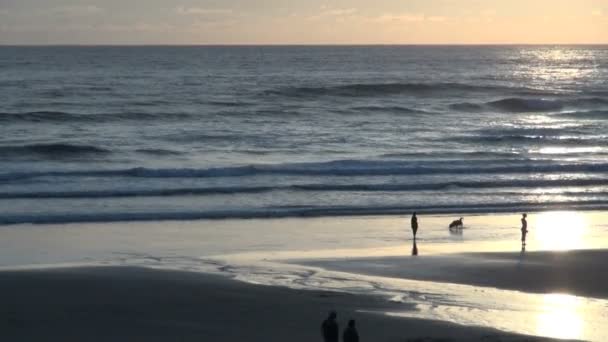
[1,45,607,225]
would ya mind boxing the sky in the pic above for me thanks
[0,0,607,44]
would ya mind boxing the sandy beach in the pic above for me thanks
[0,266,563,342]
[1,212,607,340]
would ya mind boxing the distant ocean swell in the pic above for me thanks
[0,111,193,123]
[2,97,606,127]
[3,200,608,225]
[3,161,608,182]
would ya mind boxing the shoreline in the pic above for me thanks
[3,204,608,226]
[298,248,608,300]
[0,266,564,342]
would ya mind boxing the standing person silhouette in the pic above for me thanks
[521,213,528,247]
[411,212,418,239]
[321,311,339,342]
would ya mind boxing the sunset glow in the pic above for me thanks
[0,0,606,44]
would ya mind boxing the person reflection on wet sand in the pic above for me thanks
[411,239,418,256]
[521,213,528,248]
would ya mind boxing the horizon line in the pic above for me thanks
[1,43,608,47]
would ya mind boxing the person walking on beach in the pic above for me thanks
[343,319,359,342]
[521,213,528,246]
[411,212,418,239]
[321,311,339,342]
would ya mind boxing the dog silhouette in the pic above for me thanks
[449,217,463,229]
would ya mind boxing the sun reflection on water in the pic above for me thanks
[536,294,584,340]
[533,211,588,251]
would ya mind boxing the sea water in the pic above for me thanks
[1,45,607,224]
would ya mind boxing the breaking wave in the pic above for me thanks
[4,178,608,199]
[3,160,608,182]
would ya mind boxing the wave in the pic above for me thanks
[378,151,522,159]
[206,100,253,107]
[265,82,548,98]
[0,186,276,199]
[475,126,588,137]
[0,111,193,124]
[555,110,608,120]
[449,102,484,112]
[350,105,430,114]
[0,143,110,158]
[450,97,608,113]
[134,148,183,156]
[3,200,608,225]
[451,134,605,146]
[4,160,608,182]
[4,178,608,199]
[488,98,564,112]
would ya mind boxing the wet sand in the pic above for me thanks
[301,249,608,299]
[0,266,560,342]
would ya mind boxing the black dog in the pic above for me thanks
[449,217,463,229]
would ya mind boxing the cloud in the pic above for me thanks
[321,8,357,16]
[308,6,358,20]
[368,13,426,23]
[175,6,232,16]
[53,5,104,16]
[90,23,178,34]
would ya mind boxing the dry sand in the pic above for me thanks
[0,266,561,342]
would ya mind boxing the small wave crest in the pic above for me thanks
[349,105,432,115]
[135,148,183,156]
[0,143,110,158]
[0,111,193,123]
[451,134,605,146]
[265,82,547,98]
[556,110,608,120]
[488,98,564,112]
[450,97,608,113]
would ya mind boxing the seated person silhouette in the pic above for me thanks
[343,319,359,342]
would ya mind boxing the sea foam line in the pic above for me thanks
[3,161,608,182]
